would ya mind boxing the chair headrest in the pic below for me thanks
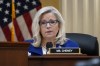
[66,33,99,56]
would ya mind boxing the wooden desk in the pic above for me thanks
[0,42,29,66]
[0,42,99,66]
[28,54,99,66]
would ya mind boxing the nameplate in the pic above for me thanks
[49,47,81,54]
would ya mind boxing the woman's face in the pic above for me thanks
[40,13,59,39]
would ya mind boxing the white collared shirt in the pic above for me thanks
[42,47,50,55]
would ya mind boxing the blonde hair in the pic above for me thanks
[32,6,67,47]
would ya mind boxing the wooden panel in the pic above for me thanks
[28,54,99,66]
[40,0,60,11]
[0,42,29,66]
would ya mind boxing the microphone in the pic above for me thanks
[46,42,53,54]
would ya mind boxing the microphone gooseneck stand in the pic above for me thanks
[46,42,53,54]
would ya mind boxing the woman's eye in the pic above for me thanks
[50,21,55,24]
[41,22,46,24]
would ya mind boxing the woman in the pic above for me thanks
[27,6,79,56]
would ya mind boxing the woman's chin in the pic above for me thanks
[45,35,54,39]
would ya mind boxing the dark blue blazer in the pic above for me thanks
[26,39,79,56]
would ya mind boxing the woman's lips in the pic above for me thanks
[46,31,53,33]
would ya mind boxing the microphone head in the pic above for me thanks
[46,42,53,51]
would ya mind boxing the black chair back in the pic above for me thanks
[66,33,99,56]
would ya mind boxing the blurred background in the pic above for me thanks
[75,58,100,66]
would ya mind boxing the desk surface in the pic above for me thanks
[28,54,98,59]
[28,54,99,66]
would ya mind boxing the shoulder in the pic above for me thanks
[62,38,79,47]
[24,39,43,56]
[28,44,43,55]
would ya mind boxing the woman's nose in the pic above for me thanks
[46,23,51,28]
